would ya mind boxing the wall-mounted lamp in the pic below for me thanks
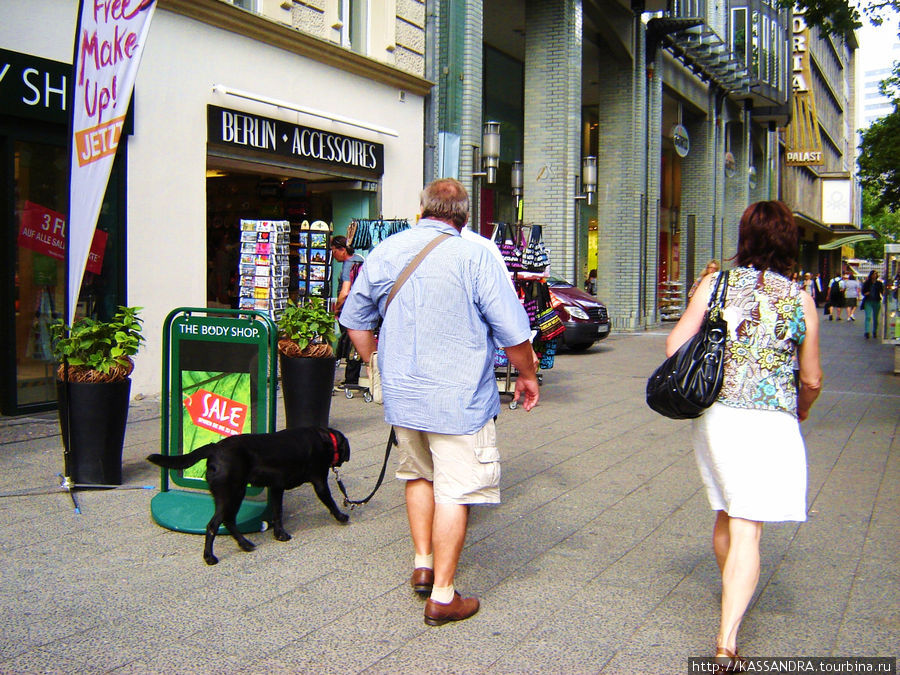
[511,160,523,207]
[472,121,501,184]
[575,155,598,205]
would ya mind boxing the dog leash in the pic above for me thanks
[332,427,397,508]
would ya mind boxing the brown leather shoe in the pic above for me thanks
[424,591,479,626]
[410,568,434,595]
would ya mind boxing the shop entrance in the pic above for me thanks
[205,159,377,308]
[1,128,126,415]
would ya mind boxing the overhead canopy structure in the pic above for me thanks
[818,233,877,250]
[649,20,752,95]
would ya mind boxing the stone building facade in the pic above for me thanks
[425,0,859,330]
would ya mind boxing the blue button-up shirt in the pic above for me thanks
[340,219,531,435]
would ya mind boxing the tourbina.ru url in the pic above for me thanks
[687,657,896,673]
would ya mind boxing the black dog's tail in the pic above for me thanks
[147,444,216,470]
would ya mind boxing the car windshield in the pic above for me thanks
[546,276,573,287]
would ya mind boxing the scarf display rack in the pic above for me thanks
[347,218,410,251]
[489,222,560,408]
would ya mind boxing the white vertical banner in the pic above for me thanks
[67,0,157,322]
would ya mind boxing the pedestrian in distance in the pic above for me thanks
[688,259,720,299]
[585,268,598,295]
[331,235,365,387]
[802,272,814,298]
[827,273,844,320]
[665,201,823,670]
[842,271,861,322]
[861,270,884,339]
[813,273,825,307]
[340,178,540,626]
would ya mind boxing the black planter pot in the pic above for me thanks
[57,378,131,485]
[280,354,336,429]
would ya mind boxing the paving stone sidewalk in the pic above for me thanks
[0,318,897,674]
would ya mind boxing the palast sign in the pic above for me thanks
[208,105,384,175]
[784,12,824,167]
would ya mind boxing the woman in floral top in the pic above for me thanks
[666,201,823,670]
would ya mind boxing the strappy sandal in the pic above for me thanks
[713,646,748,673]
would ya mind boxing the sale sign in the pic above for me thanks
[183,389,248,438]
[68,0,156,320]
[18,201,108,273]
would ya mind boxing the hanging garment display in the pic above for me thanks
[348,219,410,251]
[522,225,551,272]
[496,223,525,271]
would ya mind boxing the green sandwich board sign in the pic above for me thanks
[150,308,277,534]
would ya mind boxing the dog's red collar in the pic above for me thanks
[329,431,340,467]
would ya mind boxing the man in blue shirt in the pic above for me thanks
[340,178,539,626]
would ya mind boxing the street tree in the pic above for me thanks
[776,0,899,37]
[856,186,900,259]
[858,73,900,212]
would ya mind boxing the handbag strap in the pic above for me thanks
[707,270,730,316]
[384,233,452,312]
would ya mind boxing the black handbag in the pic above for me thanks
[646,271,730,419]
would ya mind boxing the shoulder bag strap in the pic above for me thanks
[708,270,729,309]
[384,233,453,313]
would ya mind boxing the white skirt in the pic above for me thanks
[692,402,808,522]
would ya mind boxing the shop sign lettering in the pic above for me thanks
[209,105,385,175]
[0,48,69,124]
[791,15,809,93]
[786,150,822,164]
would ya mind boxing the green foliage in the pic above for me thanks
[276,298,337,351]
[49,306,145,376]
[777,0,899,38]
[859,106,900,212]
[856,185,900,259]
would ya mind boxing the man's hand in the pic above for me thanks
[513,374,540,411]
[504,340,540,411]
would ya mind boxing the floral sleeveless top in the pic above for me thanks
[706,267,806,416]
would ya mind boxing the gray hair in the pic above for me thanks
[420,178,469,229]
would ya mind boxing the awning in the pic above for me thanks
[818,233,877,250]
[648,20,751,95]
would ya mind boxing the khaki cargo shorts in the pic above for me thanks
[394,419,500,505]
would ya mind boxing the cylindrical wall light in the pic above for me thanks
[582,155,598,205]
[481,121,501,184]
[511,160,523,198]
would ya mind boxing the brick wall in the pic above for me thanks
[593,21,645,329]
[522,0,582,282]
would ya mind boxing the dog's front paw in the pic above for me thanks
[204,554,219,565]
[335,511,350,523]
[239,540,256,552]
[273,529,292,542]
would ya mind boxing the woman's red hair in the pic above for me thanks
[734,200,798,277]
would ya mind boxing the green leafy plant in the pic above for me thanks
[49,306,145,383]
[276,298,336,358]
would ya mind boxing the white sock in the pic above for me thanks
[430,584,454,604]
[414,553,433,570]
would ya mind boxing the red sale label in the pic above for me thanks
[183,389,248,437]
[17,201,107,273]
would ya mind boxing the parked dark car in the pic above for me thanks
[546,275,611,350]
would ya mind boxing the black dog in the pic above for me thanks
[147,427,350,565]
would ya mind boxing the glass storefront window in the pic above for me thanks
[731,8,748,63]
[12,140,67,408]
[4,137,124,414]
